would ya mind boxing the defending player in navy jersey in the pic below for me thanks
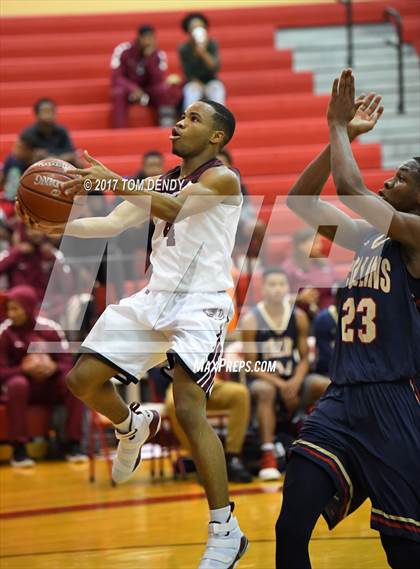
[17,100,248,569]
[276,69,420,569]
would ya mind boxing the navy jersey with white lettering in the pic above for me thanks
[331,231,420,385]
[253,301,298,379]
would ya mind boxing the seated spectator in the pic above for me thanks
[165,376,252,483]
[0,223,73,323]
[20,98,81,166]
[111,24,182,128]
[217,149,266,269]
[241,268,328,481]
[0,285,86,467]
[0,138,36,205]
[282,228,338,319]
[131,150,165,181]
[179,12,225,109]
[312,297,338,377]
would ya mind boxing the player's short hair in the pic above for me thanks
[181,12,209,33]
[203,100,236,147]
[138,24,154,36]
[34,98,56,114]
[143,150,163,161]
[263,267,289,282]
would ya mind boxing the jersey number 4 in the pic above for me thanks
[163,222,176,246]
[342,297,377,343]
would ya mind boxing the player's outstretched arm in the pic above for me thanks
[62,152,240,223]
[328,69,420,251]
[65,200,149,238]
[122,165,241,223]
[16,199,148,238]
[287,89,384,250]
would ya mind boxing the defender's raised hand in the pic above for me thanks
[348,92,384,140]
[327,68,360,126]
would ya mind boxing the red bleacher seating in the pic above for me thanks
[1,1,409,250]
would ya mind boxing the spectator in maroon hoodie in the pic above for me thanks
[111,24,182,128]
[0,285,86,467]
[0,223,73,324]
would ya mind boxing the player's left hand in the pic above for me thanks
[62,150,120,195]
[327,68,361,127]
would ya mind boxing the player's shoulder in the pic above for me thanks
[199,164,241,194]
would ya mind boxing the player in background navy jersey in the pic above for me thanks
[276,69,420,569]
[241,268,328,481]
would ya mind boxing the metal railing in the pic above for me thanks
[384,7,405,114]
[338,0,354,68]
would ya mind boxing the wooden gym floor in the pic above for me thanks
[0,459,388,568]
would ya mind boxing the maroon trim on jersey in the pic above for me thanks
[157,158,240,193]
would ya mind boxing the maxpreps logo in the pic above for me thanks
[203,308,225,320]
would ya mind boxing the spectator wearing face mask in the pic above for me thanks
[179,12,225,109]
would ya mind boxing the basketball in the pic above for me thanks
[17,157,82,224]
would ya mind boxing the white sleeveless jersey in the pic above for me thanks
[148,197,242,293]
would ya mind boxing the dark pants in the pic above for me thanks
[4,374,85,444]
[111,80,182,128]
[275,453,420,569]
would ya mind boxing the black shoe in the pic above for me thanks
[11,443,35,468]
[226,454,253,483]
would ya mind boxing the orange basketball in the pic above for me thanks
[17,157,83,224]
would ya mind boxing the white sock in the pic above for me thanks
[261,442,274,452]
[114,410,132,433]
[210,505,231,524]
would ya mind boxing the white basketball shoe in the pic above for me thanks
[112,402,161,484]
[199,503,248,569]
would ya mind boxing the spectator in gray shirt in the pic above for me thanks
[178,13,225,109]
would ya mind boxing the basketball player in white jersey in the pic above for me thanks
[17,100,248,569]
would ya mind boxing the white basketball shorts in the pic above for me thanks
[81,287,234,396]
